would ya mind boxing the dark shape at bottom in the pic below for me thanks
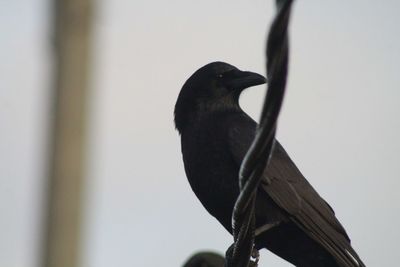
[183,251,225,267]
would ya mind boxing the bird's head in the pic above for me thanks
[174,61,266,133]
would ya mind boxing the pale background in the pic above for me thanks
[1,0,399,266]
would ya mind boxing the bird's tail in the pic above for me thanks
[293,218,365,267]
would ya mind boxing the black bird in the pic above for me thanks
[174,62,365,267]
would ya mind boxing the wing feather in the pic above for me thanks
[228,114,365,267]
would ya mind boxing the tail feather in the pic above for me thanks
[293,202,365,267]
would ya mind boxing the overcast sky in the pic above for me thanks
[1,1,400,267]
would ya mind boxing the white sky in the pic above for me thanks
[1,1,400,267]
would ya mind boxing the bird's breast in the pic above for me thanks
[180,115,241,232]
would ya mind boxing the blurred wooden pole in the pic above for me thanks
[42,0,92,266]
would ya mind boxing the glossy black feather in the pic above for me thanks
[175,62,365,267]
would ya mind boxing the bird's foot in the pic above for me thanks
[249,248,259,267]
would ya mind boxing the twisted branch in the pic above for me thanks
[226,1,294,266]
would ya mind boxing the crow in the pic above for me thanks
[174,62,365,267]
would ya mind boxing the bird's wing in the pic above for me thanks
[228,114,365,267]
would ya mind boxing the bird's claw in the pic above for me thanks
[249,248,260,267]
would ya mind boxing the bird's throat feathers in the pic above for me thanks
[174,93,241,134]
[199,93,241,115]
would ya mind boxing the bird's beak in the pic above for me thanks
[226,71,266,92]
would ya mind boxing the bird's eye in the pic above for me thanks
[217,74,223,79]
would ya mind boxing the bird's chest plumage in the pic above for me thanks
[181,113,240,231]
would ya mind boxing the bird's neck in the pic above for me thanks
[198,94,241,115]
[175,95,242,135]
